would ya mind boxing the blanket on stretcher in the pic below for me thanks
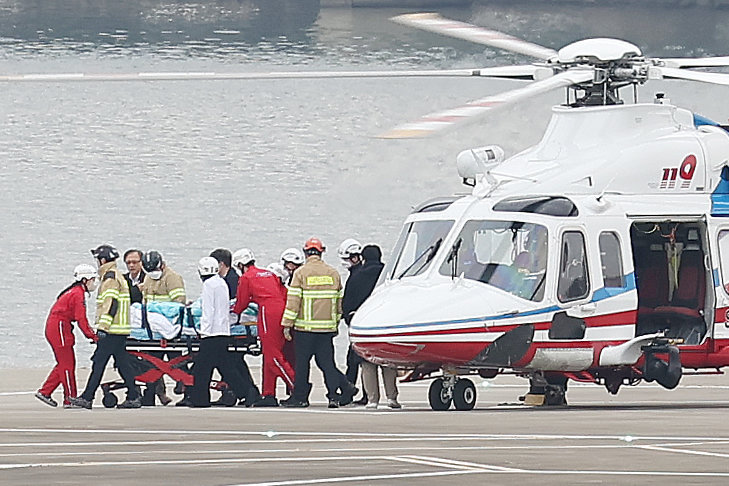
[129,299,259,341]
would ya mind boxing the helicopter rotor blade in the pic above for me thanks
[654,67,729,86]
[659,56,729,69]
[379,69,592,139]
[0,66,541,83]
[392,13,557,61]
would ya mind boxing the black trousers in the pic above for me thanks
[81,332,139,401]
[190,336,252,407]
[345,344,366,397]
[292,330,340,401]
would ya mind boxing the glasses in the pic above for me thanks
[126,260,141,265]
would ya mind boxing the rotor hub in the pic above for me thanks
[557,38,642,64]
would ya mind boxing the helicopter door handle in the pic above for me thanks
[567,302,597,317]
[578,302,597,314]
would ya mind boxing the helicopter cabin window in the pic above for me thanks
[438,220,548,301]
[599,232,625,288]
[388,220,454,280]
[558,231,590,303]
[718,230,729,294]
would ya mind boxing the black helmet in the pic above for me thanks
[142,251,163,273]
[90,244,119,262]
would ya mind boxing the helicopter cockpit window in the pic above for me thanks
[493,196,578,217]
[438,220,548,301]
[388,220,454,280]
[558,231,590,303]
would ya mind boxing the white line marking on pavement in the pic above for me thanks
[228,470,479,486]
[0,454,403,470]
[404,455,524,472]
[388,455,475,470]
[638,445,729,459]
[0,442,641,459]
[4,428,729,442]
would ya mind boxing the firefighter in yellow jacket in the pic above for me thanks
[141,250,186,405]
[280,237,357,408]
[141,251,186,304]
[70,244,140,409]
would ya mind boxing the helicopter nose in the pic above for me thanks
[349,279,518,366]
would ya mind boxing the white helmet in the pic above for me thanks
[197,256,219,277]
[338,238,363,260]
[74,264,98,282]
[232,248,255,267]
[266,262,288,283]
[280,247,305,265]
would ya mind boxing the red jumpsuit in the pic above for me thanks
[233,266,294,398]
[38,284,97,404]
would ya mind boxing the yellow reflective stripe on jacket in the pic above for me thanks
[283,308,298,320]
[168,287,186,301]
[109,294,131,334]
[96,288,120,304]
[295,320,339,332]
[145,294,173,302]
[287,287,303,297]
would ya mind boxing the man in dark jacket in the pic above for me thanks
[123,249,145,304]
[340,239,366,404]
[342,245,384,319]
[345,245,401,409]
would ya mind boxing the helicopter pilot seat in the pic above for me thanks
[642,247,707,345]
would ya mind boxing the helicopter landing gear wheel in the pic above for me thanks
[453,378,477,411]
[428,377,453,410]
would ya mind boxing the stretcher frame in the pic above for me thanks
[100,325,261,408]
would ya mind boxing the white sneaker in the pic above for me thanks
[365,402,378,409]
[387,399,402,409]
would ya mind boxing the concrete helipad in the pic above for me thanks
[3,367,729,485]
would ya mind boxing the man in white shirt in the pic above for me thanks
[190,257,253,407]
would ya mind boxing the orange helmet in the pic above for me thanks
[303,237,325,252]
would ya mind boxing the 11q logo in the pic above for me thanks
[660,155,697,189]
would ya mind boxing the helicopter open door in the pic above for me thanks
[630,219,714,345]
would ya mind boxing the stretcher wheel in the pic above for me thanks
[102,392,118,408]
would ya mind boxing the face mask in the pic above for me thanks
[148,270,163,280]
[341,259,352,269]
[85,278,98,292]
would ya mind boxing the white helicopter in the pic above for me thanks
[345,13,729,410]
[8,12,729,410]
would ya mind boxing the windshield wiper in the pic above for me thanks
[398,238,443,279]
[447,237,462,280]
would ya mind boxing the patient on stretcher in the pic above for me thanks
[129,299,259,341]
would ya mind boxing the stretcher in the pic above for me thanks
[100,301,260,408]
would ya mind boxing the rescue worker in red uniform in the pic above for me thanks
[232,248,294,407]
[36,264,100,408]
